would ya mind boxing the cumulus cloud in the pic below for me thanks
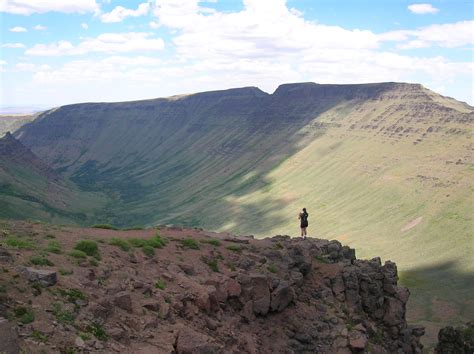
[9,26,27,32]
[100,2,151,23]
[380,21,474,49]
[153,0,379,65]
[0,0,99,15]
[408,3,439,14]
[81,23,89,30]
[25,32,165,56]
[33,24,47,31]
[1,43,25,48]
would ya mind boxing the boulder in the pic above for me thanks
[270,281,293,312]
[226,278,241,298]
[435,322,474,354]
[249,274,270,315]
[0,319,20,354]
[383,297,404,326]
[114,291,133,313]
[25,268,57,287]
[348,330,368,351]
[176,327,221,354]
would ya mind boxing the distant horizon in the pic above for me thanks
[1,80,472,113]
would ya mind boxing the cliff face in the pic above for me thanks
[0,221,424,353]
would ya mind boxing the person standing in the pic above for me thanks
[299,208,309,239]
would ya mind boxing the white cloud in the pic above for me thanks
[0,0,99,15]
[1,43,25,48]
[381,21,474,49]
[149,21,160,29]
[15,63,51,72]
[0,60,7,65]
[25,32,165,56]
[408,3,439,14]
[9,26,27,32]
[33,24,47,31]
[81,23,89,30]
[100,2,151,23]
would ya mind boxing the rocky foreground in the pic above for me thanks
[0,221,427,353]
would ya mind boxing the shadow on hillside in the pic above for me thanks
[401,260,474,323]
[402,261,474,349]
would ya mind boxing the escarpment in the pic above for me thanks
[0,221,424,353]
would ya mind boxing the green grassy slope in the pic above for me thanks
[0,133,108,224]
[13,82,474,347]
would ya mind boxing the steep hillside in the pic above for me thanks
[0,221,424,353]
[12,82,474,345]
[0,133,108,224]
[0,114,37,136]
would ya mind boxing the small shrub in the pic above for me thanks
[45,234,56,239]
[89,258,99,267]
[142,245,155,257]
[5,236,34,250]
[79,332,91,341]
[155,280,166,290]
[147,235,166,248]
[91,224,117,230]
[68,250,87,259]
[226,244,241,252]
[128,238,148,248]
[201,256,219,272]
[58,288,86,303]
[201,239,221,247]
[267,265,277,273]
[14,306,35,324]
[30,255,54,266]
[86,323,107,340]
[181,238,199,250]
[59,268,73,276]
[110,238,131,251]
[45,240,62,254]
[31,330,48,343]
[74,240,99,257]
[52,303,75,324]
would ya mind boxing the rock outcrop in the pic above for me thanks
[0,221,425,353]
[435,322,474,354]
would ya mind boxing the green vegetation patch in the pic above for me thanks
[4,236,34,250]
[142,245,154,257]
[68,249,87,259]
[201,238,221,247]
[14,306,35,324]
[226,244,242,252]
[45,240,62,254]
[267,265,277,273]
[181,238,200,250]
[30,255,54,266]
[86,323,108,340]
[73,240,100,258]
[109,238,131,251]
[155,279,166,290]
[57,288,86,303]
[59,268,73,276]
[51,303,75,324]
[31,330,48,343]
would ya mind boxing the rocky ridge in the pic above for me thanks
[0,221,425,353]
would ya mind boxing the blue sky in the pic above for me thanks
[1,0,473,108]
